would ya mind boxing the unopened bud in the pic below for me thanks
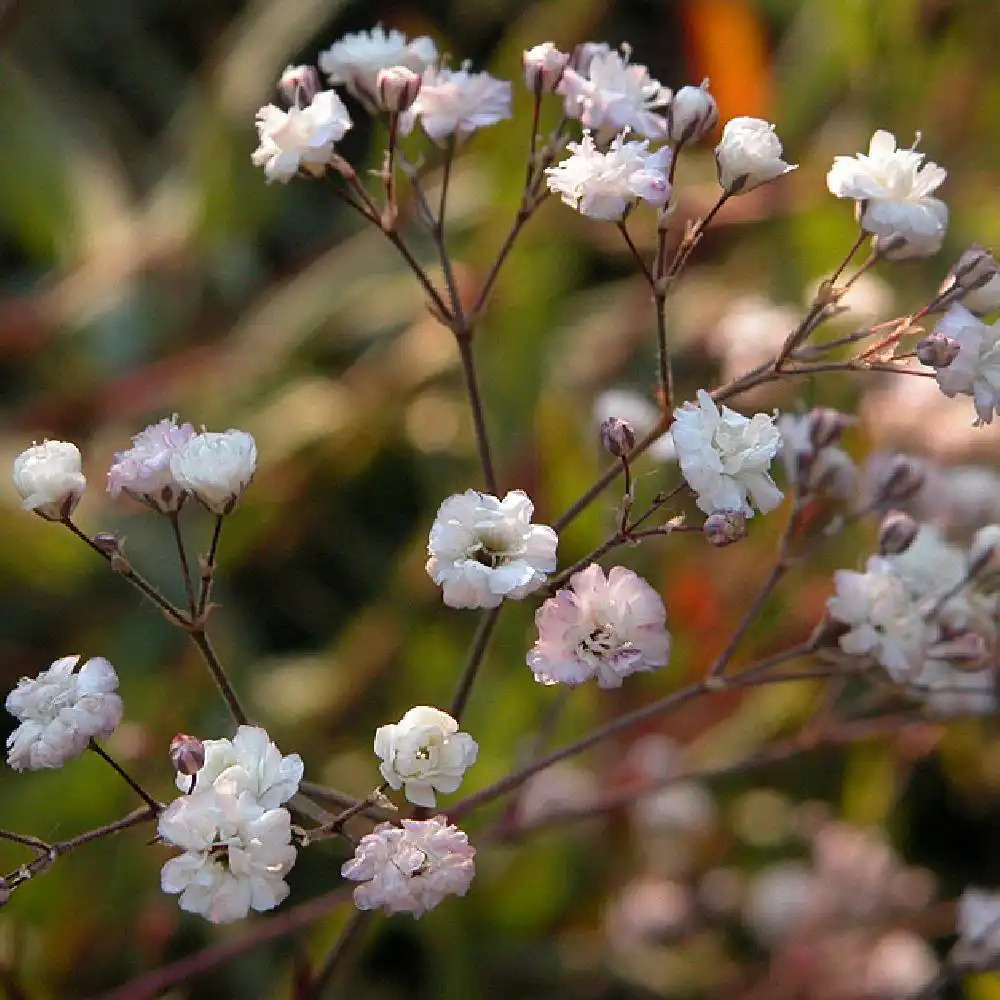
[703,510,747,547]
[523,42,569,94]
[807,448,856,499]
[950,245,1000,292]
[916,332,960,368]
[93,532,123,557]
[376,66,422,113]
[807,407,851,450]
[169,733,205,777]
[666,79,718,144]
[278,64,320,108]
[929,630,990,671]
[601,416,636,457]
[878,509,919,555]
[963,274,1000,316]
[876,455,925,503]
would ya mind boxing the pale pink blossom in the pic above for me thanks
[342,815,475,917]
[528,564,670,688]
[107,416,195,513]
[932,303,1000,425]
[401,65,511,143]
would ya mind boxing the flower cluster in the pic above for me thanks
[827,129,948,259]
[426,490,558,609]
[672,390,783,517]
[5,655,123,771]
[374,706,478,807]
[158,726,303,923]
[827,523,999,715]
[528,565,671,688]
[341,815,476,917]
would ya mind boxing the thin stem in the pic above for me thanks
[663,192,729,282]
[188,628,249,726]
[616,220,654,285]
[196,515,224,619]
[828,228,868,286]
[434,139,465,327]
[525,88,542,190]
[305,909,374,1000]
[307,784,390,842]
[450,606,503,721]
[62,519,190,628]
[619,456,632,534]
[88,740,162,813]
[456,333,498,494]
[168,512,197,616]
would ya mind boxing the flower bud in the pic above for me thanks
[666,79,718,144]
[601,416,636,458]
[962,273,1000,316]
[169,733,205,777]
[93,532,123,557]
[703,510,747,547]
[278,64,320,108]
[523,42,569,94]
[12,440,86,521]
[950,245,1000,292]
[376,66,422,113]
[916,332,960,368]
[875,455,925,503]
[806,448,856,499]
[877,509,919,555]
[807,407,851,450]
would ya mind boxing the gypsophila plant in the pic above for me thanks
[8,22,1000,1000]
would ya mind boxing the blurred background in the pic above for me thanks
[3,0,1000,996]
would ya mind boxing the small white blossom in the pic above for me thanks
[12,440,86,520]
[158,780,296,924]
[666,79,718,144]
[318,26,437,107]
[374,706,477,807]
[426,489,558,609]
[957,887,1000,952]
[715,117,796,194]
[6,655,123,771]
[827,130,948,258]
[672,389,783,517]
[107,416,195,513]
[170,429,257,515]
[177,725,303,807]
[528,564,671,688]
[252,90,352,183]
[523,42,569,93]
[931,303,1000,425]
[557,45,670,139]
[545,130,672,220]
[341,815,475,917]
[401,65,512,143]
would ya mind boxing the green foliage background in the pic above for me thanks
[2,0,1000,997]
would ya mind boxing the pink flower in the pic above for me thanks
[107,416,195,513]
[341,816,475,917]
[401,65,511,143]
[527,564,671,688]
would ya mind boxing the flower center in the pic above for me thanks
[576,623,635,665]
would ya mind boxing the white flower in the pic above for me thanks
[401,65,512,143]
[666,79,718,144]
[341,815,475,917]
[931,304,1000,425]
[671,390,783,517]
[827,130,948,258]
[528,564,671,688]
[374,706,477,807]
[107,416,195,513]
[170,429,257,515]
[158,780,296,924]
[12,440,86,521]
[252,90,352,183]
[177,725,303,807]
[318,26,437,107]
[6,655,123,771]
[958,888,1000,952]
[714,117,796,195]
[557,46,670,139]
[523,42,569,93]
[426,489,558,609]
[827,556,933,679]
[545,130,672,220]
[963,273,1000,315]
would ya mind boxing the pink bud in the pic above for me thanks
[877,510,919,555]
[916,332,960,368]
[523,42,569,94]
[376,66,422,113]
[169,733,205,777]
[876,455,925,503]
[278,64,320,108]
[600,417,636,458]
[703,511,747,547]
